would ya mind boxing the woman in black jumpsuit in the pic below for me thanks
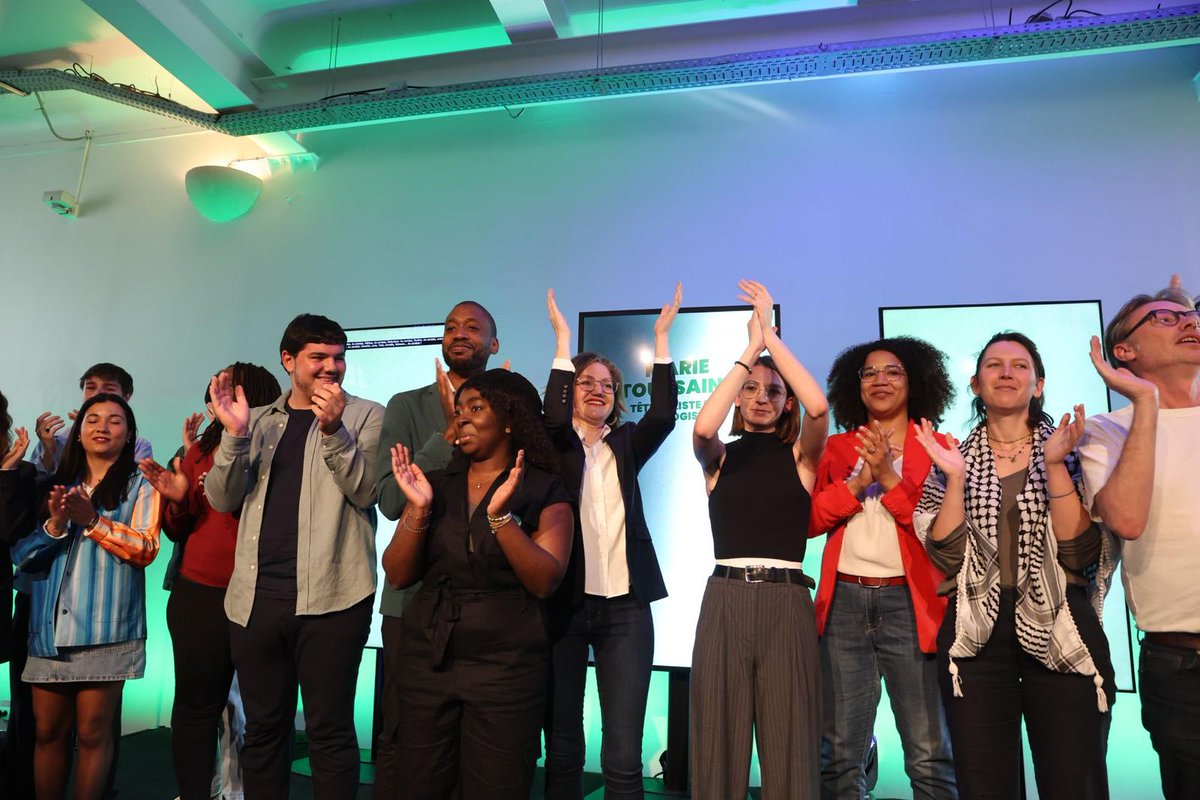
[381,369,573,799]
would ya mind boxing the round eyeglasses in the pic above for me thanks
[739,381,786,401]
[576,378,616,395]
[858,365,906,383]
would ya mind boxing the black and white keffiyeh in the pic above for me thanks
[914,422,1116,711]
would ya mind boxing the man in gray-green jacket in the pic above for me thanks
[370,300,500,797]
[207,313,384,799]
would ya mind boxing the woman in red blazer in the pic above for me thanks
[809,336,957,800]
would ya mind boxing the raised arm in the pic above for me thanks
[543,288,578,444]
[1082,336,1159,539]
[739,280,829,472]
[486,451,573,598]
[381,444,435,589]
[1042,404,1093,541]
[912,419,966,542]
[632,283,682,464]
[693,312,763,479]
[203,372,255,514]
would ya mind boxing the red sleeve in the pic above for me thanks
[808,435,863,537]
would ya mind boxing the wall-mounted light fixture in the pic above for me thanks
[184,152,318,222]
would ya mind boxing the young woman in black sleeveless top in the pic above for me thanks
[690,281,830,799]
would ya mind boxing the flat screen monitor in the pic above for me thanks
[342,322,444,649]
[880,300,1135,691]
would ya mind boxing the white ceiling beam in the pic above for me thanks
[81,0,270,110]
[488,0,569,44]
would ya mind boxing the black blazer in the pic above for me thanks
[544,361,677,637]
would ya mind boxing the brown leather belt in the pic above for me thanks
[837,572,906,588]
[1143,631,1200,652]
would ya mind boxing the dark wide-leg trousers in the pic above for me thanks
[690,575,822,800]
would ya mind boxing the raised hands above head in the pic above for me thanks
[547,288,572,360]
[653,283,683,356]
[207,372,250,438]
[2,427,29,470]
[737,279,776,337]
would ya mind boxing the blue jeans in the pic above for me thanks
[1140,639,1200,800]
[820,582,956,800]
[545,594,654,800]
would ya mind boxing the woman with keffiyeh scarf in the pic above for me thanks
[913,332,1116,800]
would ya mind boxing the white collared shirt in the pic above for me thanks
[555,355,671,598]
[574,421,631,598]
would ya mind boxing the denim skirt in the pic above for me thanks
[23,638,146,683]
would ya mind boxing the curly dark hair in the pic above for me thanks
[970,331,1054,430]
[53,393,139,511]
[456,369,559,473]
[827,337,953,431]
[571,352,626,427]
[197,363,282,456]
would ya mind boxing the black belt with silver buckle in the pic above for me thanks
[713,565,815,589]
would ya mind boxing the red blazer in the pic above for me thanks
[808,423,948,653]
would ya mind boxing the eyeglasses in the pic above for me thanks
[739,381,786,401]
[576,378,616,395]
[1121,308,1200,341]
[858,365,906,383]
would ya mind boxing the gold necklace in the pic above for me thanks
[990,439,1030,464]
[469,469,503,489]
[987,431,1032,445]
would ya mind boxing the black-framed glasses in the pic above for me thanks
[576,378,616,395]
[739,381,786,401]
[858,364,906,383]
[1121,308,1200,341]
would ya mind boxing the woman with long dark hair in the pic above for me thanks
[382,368,573,798]
[11,393,161,800]
[914,331,1115,800]
[690,280,829,799]
[811,337,957,799]
[541,285,680,800]
[139,363,280,800]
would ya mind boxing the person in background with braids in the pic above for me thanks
[139,363,281,800]
[913,331,1115,800]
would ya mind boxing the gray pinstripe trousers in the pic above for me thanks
[690,575,822,799]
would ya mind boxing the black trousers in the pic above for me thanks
[396,588,548,800]
[937,586,1114,800]
[371,612,404,799]
[1,592,34,797]
[168,576,236,800]
[230,594,372,800]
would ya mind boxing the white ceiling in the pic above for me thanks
[1,0,1197,157]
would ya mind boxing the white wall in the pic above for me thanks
[2,42,1198,796]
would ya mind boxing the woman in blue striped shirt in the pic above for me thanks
[12,392,161,800]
